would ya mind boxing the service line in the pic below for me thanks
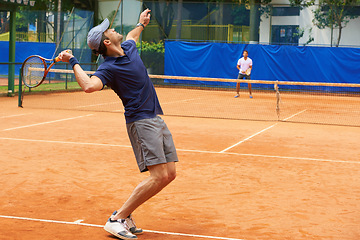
[0,113,32,119]
[0,137,358,164]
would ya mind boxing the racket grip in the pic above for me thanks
[55,50,72,62]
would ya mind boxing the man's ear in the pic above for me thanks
[103,39,111,46]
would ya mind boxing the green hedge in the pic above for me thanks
[137,41,165,75]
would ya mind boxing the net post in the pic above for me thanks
[274,80,280,120]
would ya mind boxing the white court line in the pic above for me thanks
[219,123,278,153]
[104,98,202,112]
[0,215,244,240]
[161,97,202,105]
[0,137,132,148]
[282,109,307,121]
[219,109,308,153]
[0,113,32,119]
[74,102,119,108]
[0,137,358,164]
[2,114,94,131]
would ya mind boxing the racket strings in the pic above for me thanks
[23,56,46,88]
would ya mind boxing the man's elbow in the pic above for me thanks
[84,85,98,93]
[84,88,94,93]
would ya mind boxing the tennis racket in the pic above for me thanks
[245,68,251,76]
[21,50,72,88]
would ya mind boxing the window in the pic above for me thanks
[271,25,299,45]
[272,7,300,16]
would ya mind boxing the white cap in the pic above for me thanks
[87,18,110,51]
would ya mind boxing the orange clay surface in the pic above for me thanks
[1,94,360,240]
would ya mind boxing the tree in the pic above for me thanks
[313,0,360,46]
[290,0,360,47]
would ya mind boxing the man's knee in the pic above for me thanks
[152,172,168,186]
[149,162,176,186]
[157,168,176,185]
[167,168,176,183]
[166,162,176,183]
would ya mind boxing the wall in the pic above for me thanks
[165,41,360,84]
[0,41,55,76]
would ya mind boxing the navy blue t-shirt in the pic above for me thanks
[93,40,163,123]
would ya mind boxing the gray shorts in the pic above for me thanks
[237,73,251,80]
[126,116,178,173]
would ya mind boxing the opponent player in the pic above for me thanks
[59,9,178,240]
[235,50,253,98]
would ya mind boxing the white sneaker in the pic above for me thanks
[126,214,143,235]
[108,211,143,235]
[104,217,137,239]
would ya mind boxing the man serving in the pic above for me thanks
[59,9,178,240]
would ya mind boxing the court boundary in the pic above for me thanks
[0,215,245,240]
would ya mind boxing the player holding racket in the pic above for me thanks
[235,50,253,98]
[59,9,178,240]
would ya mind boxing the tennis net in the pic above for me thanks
[19,68,360,127]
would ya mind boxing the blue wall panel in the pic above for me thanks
[165,41,360,85]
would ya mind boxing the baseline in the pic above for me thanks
[0,215,245,240]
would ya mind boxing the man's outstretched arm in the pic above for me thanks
[126,9,151,42]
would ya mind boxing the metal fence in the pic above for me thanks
[144,23,250,43]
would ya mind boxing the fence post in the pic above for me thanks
[18,70,22,107]
[8,7,16,97]
[227,24,233,43]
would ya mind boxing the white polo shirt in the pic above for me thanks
[237,57,253,74]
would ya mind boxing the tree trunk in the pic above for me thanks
[37,12,46,42]
[57,0,61,45]
[336,24,342,47]
[249,0,260,43]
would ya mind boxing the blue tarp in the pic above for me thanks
[0,41,56,76]
[164,41,360,89]
[0,41,94,77]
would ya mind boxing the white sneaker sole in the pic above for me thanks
[104,224,137,240]
[129,227,143,235]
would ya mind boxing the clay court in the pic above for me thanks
[0,87,359,240]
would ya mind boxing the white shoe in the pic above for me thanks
[108,211,143,235]
[126,214,143,235]
[104,217,137,239]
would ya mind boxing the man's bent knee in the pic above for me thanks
[149,164,169,185]
[167,169,176,183]
[165,162,176,184]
